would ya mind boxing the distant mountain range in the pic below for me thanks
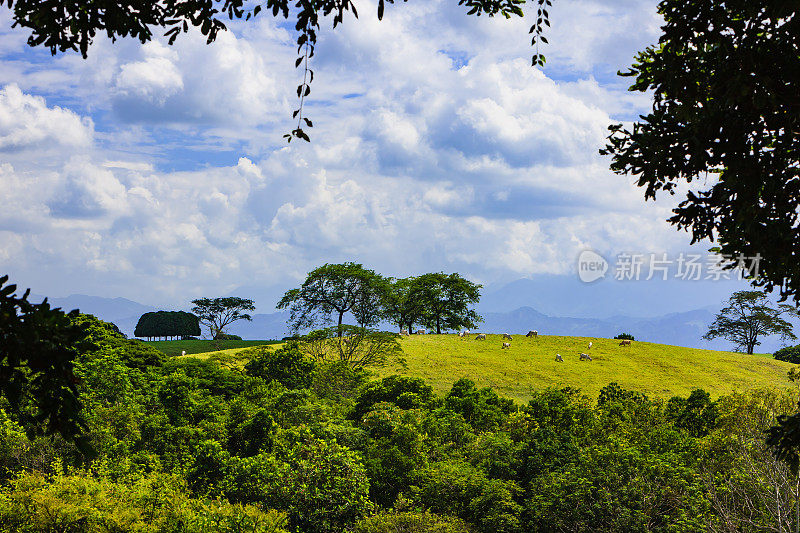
[32,276,798,353]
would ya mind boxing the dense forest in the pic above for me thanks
[0,309,798,532]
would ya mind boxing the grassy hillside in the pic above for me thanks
[148,339,280,357]
[379,334,795,402]
[184,334,796,402]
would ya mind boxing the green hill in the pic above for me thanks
[186,334,795,402]
[380,334,794,401]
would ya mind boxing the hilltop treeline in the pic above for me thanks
[134,310,201,340]
[1,313,799,532]
[279,263,483,335]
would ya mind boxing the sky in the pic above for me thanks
[0,0,756,313]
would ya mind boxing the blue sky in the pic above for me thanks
[0,0,756,313]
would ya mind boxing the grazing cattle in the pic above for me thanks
[416,329,426,335]
[502,342,511,349]
[503,333,513,340]
[459,330,469,338]
[181,350,186,357]
[588,341,592,349]
[400,329,409,336]
[475,334,486,340]
[619,339,631,346]
[526,330,538,338]
[555,353,563,362]
[580,352,592,361]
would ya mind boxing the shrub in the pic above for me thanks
[214,333,243,340]
[614,333,635,341]
[244,343,315,390]
[353,511,475,533]
[774,344,800,364]
[352,375,437,421]
[415,461,522,533]
[312,361,371,400]
[301,326,404,369]
[0,469,288,532]
[666,388,718,438]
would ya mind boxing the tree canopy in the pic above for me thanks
[413,272,482,334]
[191,297,255,339]
[382,277,425,334]
[278,263,386,336]
[134,311,201,340]
[0,275,91,452]
[602,1,800,303]
[1,0,552,141]
[703,290,798,354]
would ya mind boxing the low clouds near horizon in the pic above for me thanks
[0,0,712,310]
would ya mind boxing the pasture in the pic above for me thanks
[381,334,796,402]
[182,334,796,402]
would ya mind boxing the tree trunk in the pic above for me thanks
[338,311,344,338]
[436,316,441,334]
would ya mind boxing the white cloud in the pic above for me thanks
[0,84,93,150]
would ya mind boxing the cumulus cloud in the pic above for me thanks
[0,84,93,151]
[0,0,705,310]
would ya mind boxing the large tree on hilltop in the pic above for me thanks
[383,276,426,334]
[602,1,800,303]
[278,262,386,337]
[703,290,798,354]
[415,272,482,334]
[1,0,553,141]
[191,296,255,339]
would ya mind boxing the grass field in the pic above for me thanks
[148,339,280,357]
[184,334,796,402]
[378,334,795,402]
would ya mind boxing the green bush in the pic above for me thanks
[415,461,522,533]
[614,333,635,341]
[353,511,475,532]
[352,375,437,421]
[774,344,800,364]
[0,469,288,532]
[244,343,315,390]
[215,333,243,340]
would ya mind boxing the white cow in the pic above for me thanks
[400,329,409,336]
[588,341,592,349]
[502,342,511,349]
[502,333,513,340]
[555,353,563,362]
[475,334,486,340]
[580,352,592,361]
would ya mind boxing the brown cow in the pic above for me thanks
[619,339,631,346]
